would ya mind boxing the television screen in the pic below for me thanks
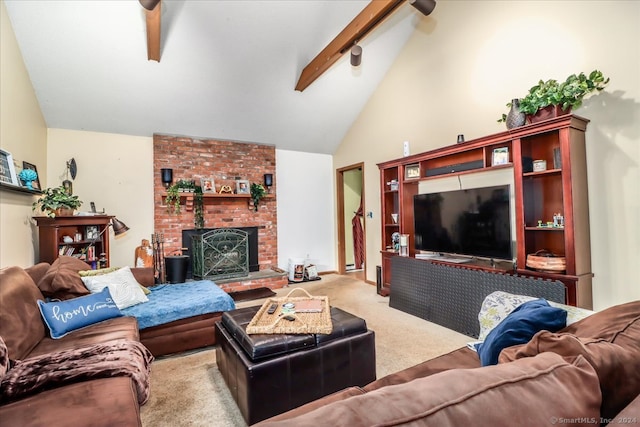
[413,185,512,260]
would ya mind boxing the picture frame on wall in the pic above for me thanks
[21,161,41,190]
[492,147,510,166]
[236,179,250,194]
[0,149,19,186]
[201,177,216,193]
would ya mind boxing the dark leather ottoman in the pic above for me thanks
[215,305,376,425]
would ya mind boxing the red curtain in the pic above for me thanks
[352,198,364,269]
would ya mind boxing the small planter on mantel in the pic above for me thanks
[526,105,572,124]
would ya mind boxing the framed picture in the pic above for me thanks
[492,147,510,166]
[236,179,250,194]
[85,225,99,240]
[0,149,18,186]
[21,161,41,190]
[201,177,216,193]
[405,163,420,180]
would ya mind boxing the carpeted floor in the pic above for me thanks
[140,274,472,426]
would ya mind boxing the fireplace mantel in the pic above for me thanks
[163,193,276,212]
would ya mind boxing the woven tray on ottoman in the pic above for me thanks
[246,288,332,335]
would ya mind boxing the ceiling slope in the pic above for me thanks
[4,1,423,154]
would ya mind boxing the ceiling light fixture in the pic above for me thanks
[139,0,160,11]
[350,45,362,67]
[408,0,437,16]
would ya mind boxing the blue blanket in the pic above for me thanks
[121,280,236,330]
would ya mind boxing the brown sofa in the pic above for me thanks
[0,263,151,427]
[256,300,640,426]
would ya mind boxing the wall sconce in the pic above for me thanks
[350,45,362,67]
[409,0,437,16]
[62,158,77,195]
[264,173,273,192]
[161,168,173,188]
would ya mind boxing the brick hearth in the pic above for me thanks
[153,134,287,292]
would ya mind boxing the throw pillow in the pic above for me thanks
[0,266,47,361]
[79,266,151,295]
[561,300,640,342]
[81,266,149,309]
[78,267,120,277]
[37,287,122,339]
[476,299,567,366]
[36,256,92,300]
[499,330,640,420]
[477,291,592,342]
[477,291,536,341]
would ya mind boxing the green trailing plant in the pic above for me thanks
[193,186,204,228]
[250,183,266,212]
[32,186,82,217]
[165,183,182,214]
[498,70,609,122]
[165,181,205,228]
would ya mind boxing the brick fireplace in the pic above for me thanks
[153,134,287,292]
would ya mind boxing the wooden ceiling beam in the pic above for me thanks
[295,0,404,92]
[144,0,161,62]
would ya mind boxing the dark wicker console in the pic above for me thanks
[389,256,566,338]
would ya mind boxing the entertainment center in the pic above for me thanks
[378,115,593,308]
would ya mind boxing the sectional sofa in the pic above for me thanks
[0,257,236,426]
[257,299,640,426]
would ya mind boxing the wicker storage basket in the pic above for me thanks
[526,250,566,273]
[246,288,332,335]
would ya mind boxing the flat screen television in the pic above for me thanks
[413,185,512,260]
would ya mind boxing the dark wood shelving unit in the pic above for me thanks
[34,215,114,267]
[378,115,593,308]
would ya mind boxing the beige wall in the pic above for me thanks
[46,129,154,268]
[0,0,47,268]
[334,1,640,310]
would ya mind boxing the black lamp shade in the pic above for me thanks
[264,173,273,187]
[111,218,130,236]
[161,168,173,188]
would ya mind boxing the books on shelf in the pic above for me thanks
[59,245,76,256]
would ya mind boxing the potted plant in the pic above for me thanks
[165,181,205,228]
[32,186,82,217]
[250,183,266,212]
[499,70,609,126]
[165,183,182,214]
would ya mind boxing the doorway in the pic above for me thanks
[336,163,365,281]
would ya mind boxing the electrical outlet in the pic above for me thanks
[403,141,410,157]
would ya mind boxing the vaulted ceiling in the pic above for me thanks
[4,1,430,154]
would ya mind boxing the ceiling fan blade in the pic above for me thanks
[295,0,404,92]
[142,0,161,61]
